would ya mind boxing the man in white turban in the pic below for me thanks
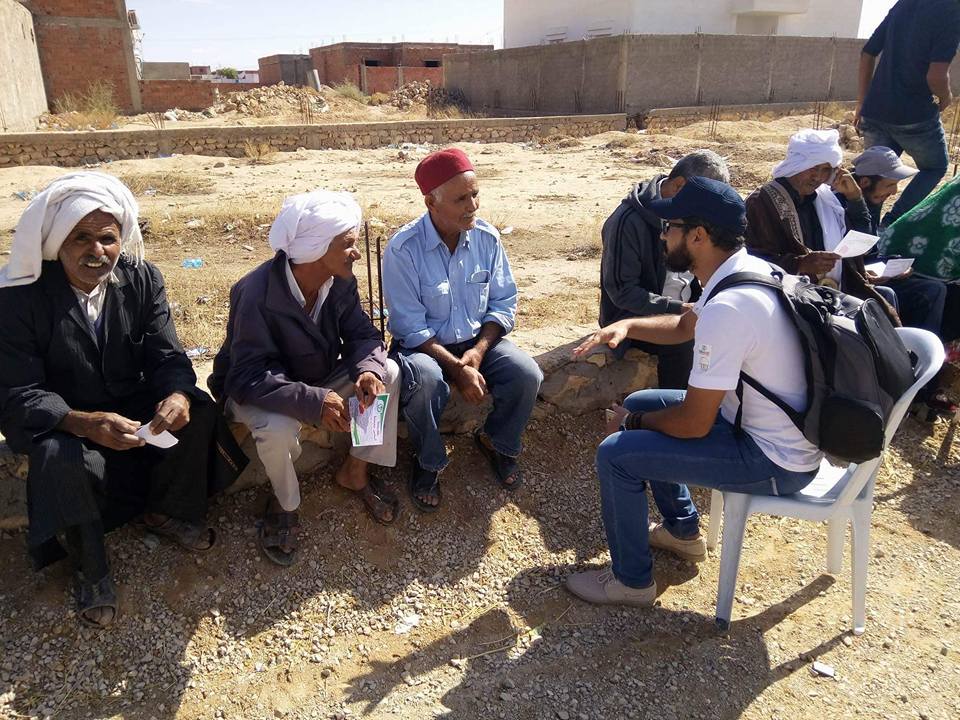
[744,129,900,324]
[0,172,247,629]
[209,190,401,566]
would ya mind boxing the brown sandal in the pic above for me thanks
[359,476,399,525]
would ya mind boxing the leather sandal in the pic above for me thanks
[74,571,118,629]
[258,499,299,567]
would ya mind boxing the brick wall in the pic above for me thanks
[361,66,443,94]
[24,0,140,112]
[140,79,216,112]
[23,0,119,17]
[310,43,493,87]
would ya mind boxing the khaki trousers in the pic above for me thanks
[226,359,400,511]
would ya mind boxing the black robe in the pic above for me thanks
[0,258,247,567]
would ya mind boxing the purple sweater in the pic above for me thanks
[208,252,386,424]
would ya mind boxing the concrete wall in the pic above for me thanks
[504,0,865,47]
[0,114,626,167]
[445,33,960,115]
[258,54,311,86]
[22,0,142,112]
[141,61,190,80]
[0,0,47,131]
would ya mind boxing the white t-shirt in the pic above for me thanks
[690,248,822,472]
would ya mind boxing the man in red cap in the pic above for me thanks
[382,148,543,512]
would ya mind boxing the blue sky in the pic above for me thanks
[132,0,896,70]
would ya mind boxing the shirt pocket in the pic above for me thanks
[467,273,490,318]
[422,280,452,320]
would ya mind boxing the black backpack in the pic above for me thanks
[706,270,916,465]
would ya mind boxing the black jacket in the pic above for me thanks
[0,258,201,452]
[599,175,686,326]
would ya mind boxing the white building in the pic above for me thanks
[504,0,866,48]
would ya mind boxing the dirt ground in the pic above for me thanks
[1,113,959,720]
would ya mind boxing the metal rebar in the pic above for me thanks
[376,235,385,338]
[364,222,374,320]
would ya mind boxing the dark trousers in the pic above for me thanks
[26,399,241,570]
[615,339,694,391]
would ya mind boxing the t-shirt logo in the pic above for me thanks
[697,343,712,371]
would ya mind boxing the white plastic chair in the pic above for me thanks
[705,328,944,635]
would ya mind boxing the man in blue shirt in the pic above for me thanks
[382,148,543,512]
[855,0,960,226]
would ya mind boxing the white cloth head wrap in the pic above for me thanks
[0,171,143,288]
[268,190,362,265]
[772,129,844,179]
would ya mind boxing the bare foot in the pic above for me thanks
[335,454,368,491]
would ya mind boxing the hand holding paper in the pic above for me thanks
[350,393,390,447]
[832,230,879,259]
[135,424,179,449]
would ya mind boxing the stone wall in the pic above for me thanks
[0,0,47,131]
[0,340,657,529]
[0,113,626,167]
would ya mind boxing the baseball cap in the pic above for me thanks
[852,146,918,181]
[648,176,747,235]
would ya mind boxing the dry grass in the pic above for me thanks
[143,201,282,350]
[539,134,581,150]
[242,140,275,164]
[331,82,368,104]
[51,80,119,130]
[516,290,597,329]
[604,133,644,149]
[116,172,215,197]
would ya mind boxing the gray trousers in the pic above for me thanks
[226,359,400,511]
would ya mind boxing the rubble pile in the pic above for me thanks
[387,81,466,110]
[213,82,329,117]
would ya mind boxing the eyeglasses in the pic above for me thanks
[661,220,697,234]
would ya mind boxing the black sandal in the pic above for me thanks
[474,429,523,490]
[74,572,117,629]
[258,499,299,567]
[359,476,400,525]
[143,516,216,552]
[408,463,441,513]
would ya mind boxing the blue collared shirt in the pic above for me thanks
[382,213,517,348]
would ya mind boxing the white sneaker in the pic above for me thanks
[649,522,707,562]
[565,568,656,607]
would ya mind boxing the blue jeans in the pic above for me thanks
[396,337,543,472]
[860,115,949,226]
[597,389,818,588]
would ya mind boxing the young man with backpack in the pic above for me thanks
[565,177,825,607]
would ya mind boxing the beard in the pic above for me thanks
[665,241,693,272]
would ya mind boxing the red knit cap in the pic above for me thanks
[414,148,474,195]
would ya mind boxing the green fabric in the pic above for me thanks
[878,176,960,280]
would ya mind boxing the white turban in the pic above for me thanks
[772,129,844,179]
[0,171,143,288]
[268,190,362,265]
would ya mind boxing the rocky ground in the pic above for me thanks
[1,113,959,719]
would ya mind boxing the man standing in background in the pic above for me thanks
[855,0,960,226]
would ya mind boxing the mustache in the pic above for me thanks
[79,255,111,268]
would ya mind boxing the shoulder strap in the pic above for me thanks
[705,271,784,304]
[707,270,809,436]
